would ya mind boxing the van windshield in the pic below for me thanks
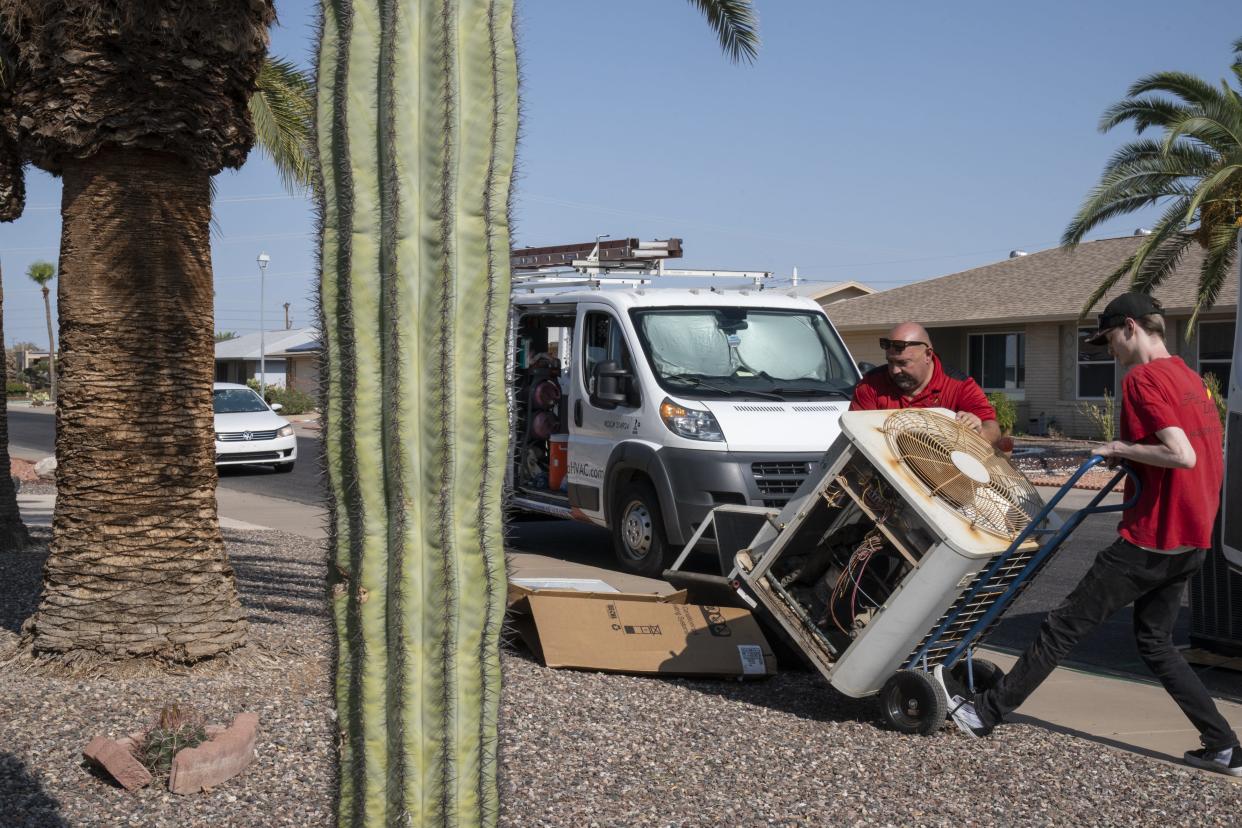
[630,307,858,400]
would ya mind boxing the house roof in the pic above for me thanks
[214,328,318,360]
[825,235,1239,331]
[780,280,875,303]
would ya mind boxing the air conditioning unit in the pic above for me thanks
[668,409,1129,734]
[1190,541,1242,655]
[1190,407,1242,655]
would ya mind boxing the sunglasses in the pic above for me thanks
[879,338,928,353]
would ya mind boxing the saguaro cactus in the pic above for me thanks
[316,1,516,824]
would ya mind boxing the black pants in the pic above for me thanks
[977,538,1239,751]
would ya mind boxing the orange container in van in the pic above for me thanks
[548,434,568,491]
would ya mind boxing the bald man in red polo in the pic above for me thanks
[850,322,1003,447]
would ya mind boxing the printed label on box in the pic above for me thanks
[738,644,766,675]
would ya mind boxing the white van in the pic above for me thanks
[508,286,862,575]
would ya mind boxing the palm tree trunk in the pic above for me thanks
[318,1,515,823]
[28,146,246,662]
[0,271,31,552]
[41,284,57,403]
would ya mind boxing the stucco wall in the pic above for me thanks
[835,312,1234,440]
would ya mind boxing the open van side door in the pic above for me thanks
[567,303,642,525]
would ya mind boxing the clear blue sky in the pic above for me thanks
[2,0,1238,345]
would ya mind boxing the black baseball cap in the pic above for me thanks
[1087,292,1163,345]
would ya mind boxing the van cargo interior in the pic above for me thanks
[513,311,574,506]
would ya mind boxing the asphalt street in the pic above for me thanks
[9,406,1240,699]
[7,408,323,505]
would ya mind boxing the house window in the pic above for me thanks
[1198,320,1235,387]
[968,332,1024,391]
[1077,327,1115,399]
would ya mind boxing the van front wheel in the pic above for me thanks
[612,480,670,578]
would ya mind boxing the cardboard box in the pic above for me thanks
[511,592,777,678]
[507,578,686,608]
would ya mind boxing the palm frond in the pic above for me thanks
[1186,222,1238,330]
[1160,112,1242,157]
[1126,70,1229,110]
[1075,196,1192,316]
[1062,157,1193,247]
[1105,138,1218,173]
[685,0,760,64]
[25,260,55,285]
[1099,97,1193,134]
[1079,254,1137,319]
[1129,230,1195,293]
[248,56,314,194]
[1178,164,1242,226]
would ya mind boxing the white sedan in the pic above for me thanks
[213,382,298,472]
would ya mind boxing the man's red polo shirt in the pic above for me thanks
[849,356,997,421]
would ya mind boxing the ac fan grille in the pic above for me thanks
[883,410,1042,539]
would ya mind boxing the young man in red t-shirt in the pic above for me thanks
[943,293,1240,777]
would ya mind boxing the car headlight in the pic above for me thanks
[659,398,724,442]
[277,425,294,437]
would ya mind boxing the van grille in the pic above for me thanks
[734,404,786,413]
[751,461,811,506]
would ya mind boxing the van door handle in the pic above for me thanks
[574,400,583,427]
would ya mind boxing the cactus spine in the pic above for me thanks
[316,0,516,824]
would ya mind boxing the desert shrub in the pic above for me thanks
[986,392,1017,434]
[1203,372,1227,430]
[244,378,315,415]
[6,381,27,396]
[1078,389,1116,442]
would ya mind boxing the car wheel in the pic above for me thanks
[611,479,670,578]
[274,461,295,474]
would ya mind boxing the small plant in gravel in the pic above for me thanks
[136,704,208,776]
[986,392,1017,434]
[1078,390,1116,442]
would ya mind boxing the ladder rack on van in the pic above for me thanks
[510,236,772,290]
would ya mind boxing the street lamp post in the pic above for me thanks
[257,252,270,398]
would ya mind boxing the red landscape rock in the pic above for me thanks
[168,712,258,795]
[83,735,153,791]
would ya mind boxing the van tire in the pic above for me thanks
[612,480,670,577]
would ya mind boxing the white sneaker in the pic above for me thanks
[947,694,991,738]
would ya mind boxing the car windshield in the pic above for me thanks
[213,388,270,414]
[630,307,858,400]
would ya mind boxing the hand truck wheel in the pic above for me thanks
[880,670,948,735]
[950,657,1004,695]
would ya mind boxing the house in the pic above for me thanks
[214,328,320,393]
[784,280,875,306]
[823,235,1238,439]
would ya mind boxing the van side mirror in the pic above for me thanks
[592,361,631,407]
[857,361,876,374]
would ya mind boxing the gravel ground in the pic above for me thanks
[0,527,335,828]
[4,523,1240,827]
[497,653,1242,827]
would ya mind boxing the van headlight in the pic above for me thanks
[660,398,724,442]
[277,425,294,438]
